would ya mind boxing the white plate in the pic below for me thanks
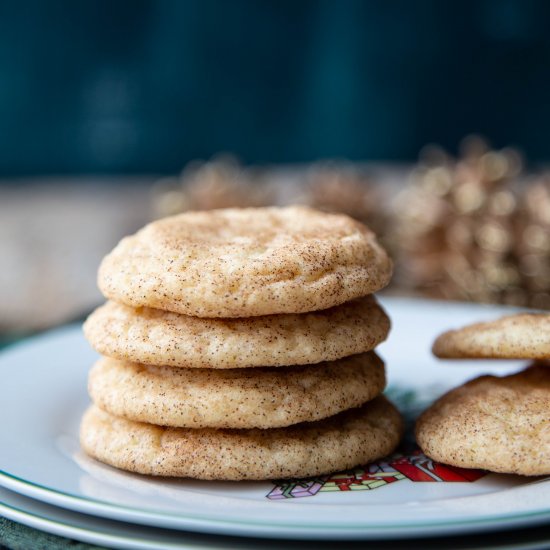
[2,486,550,550]
[1,484,231,550]
[0,297,549,540]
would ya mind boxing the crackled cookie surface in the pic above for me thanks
[84,295,390,368]
[432,313,550,360]
[98,206,392,317]
[88,352,386,429]
[80,396,403,480]
[416,365,550,476]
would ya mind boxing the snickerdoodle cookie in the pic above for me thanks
[83,295,390,368]
[432,313,550,360]
[88,352,386,429]
[416,365,550,476]
[80,396,403,480]
[97,206,392,317]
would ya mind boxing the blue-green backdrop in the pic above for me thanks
[0,0,549,175]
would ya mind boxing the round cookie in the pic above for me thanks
[432,313,550,360]
[88,352,386,429]
[97,206,392,317]
[416,365,550,476]
[80,396,403,480]
[83,295,390,369]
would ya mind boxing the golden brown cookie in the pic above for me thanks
[80,396,403,480]
[88,352,386,429]
[83,295,390,368]
[432,313,550,360]
[97,206,392,317]
[416,365,550,476]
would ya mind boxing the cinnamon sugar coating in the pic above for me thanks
[80,397,403,480]
[98,206,392,317]
[88,352,386,429]
[84,295,390,368]
[416,365,550,476]
[432,313,550,360]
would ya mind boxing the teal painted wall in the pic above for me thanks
[0,0,548,175]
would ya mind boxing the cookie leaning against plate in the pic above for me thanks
[88,352,386,429]
[432,313,550,359]
[80,396,403,480]
[97,206,392,317]
[83,295,390,369]
[416,365,550,476]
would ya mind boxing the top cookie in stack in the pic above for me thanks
[81,206,402,480]
[96,206,392,318]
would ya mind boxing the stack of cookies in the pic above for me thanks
[417,313,550,476]
[81,206,403,480]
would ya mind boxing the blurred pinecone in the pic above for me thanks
[515,177,550,309]
[152,155,273,217]
[151,142,549,309]
[304,162,389,243]
[393,136,550,309]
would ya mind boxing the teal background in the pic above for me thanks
[0,0,549,175]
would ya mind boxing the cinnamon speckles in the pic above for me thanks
[81,206,400,480]
[80,397,403,480]
[416,365,550,476]
[420,313,550,477]
[432,313,550,359]
[97,206,392,317]
[83,295,390,369]
[87,352,386,429]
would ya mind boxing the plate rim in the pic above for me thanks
[2,485,550,550]
[2,454,550,538]
[0,493,194,550]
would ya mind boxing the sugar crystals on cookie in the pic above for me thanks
[416,365,550,476]
[81,206,402,480]
[418,312,550,477]
[432,313,550,360]
[97,206,392,318]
